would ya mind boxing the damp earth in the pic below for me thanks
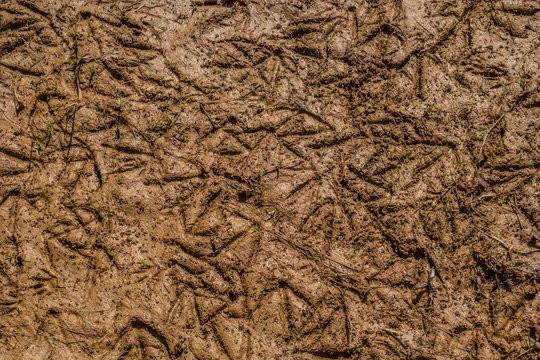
[0,1,539,359]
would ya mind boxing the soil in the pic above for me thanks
[0,0,539,359]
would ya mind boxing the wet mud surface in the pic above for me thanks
[0,0,539,359]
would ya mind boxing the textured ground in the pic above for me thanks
[0,0,539,359]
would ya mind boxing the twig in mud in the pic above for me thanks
[116,118,121,142]
[521,249,540,256]
[54,319,93,356]
[411,15,434,36]
[66,104,81,156]
[29,55,45,69]
[0,109,11,124]
[199,104,216,128]
[514,337,540,359]
[479,114,504,158]
[479,229,510,251]
[435,182,456,204]
[167,298,181,323]
[382,329,410,353]
[132,3,166,12]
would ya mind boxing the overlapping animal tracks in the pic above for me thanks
[0,1,538,359]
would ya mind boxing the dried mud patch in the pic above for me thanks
[0,0,539,359]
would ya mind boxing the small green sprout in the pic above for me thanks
[252,223,258,232]
[90,62,95,73]
[429,104,435,111]
[75,32,81,37]
[87,30,92,37]
[68,103,78,114]
[46,125,52,142]
[140,259,149,268]
[34,138,41,148]
[107,251,116,262]
[404,156,409,163]
[277,160,283,170]
[440,169,447,180]
[7,254,13,259]
[297,23,304,30]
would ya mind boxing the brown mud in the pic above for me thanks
[0,0,539,359]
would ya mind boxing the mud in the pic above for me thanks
[0,0,539,359]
